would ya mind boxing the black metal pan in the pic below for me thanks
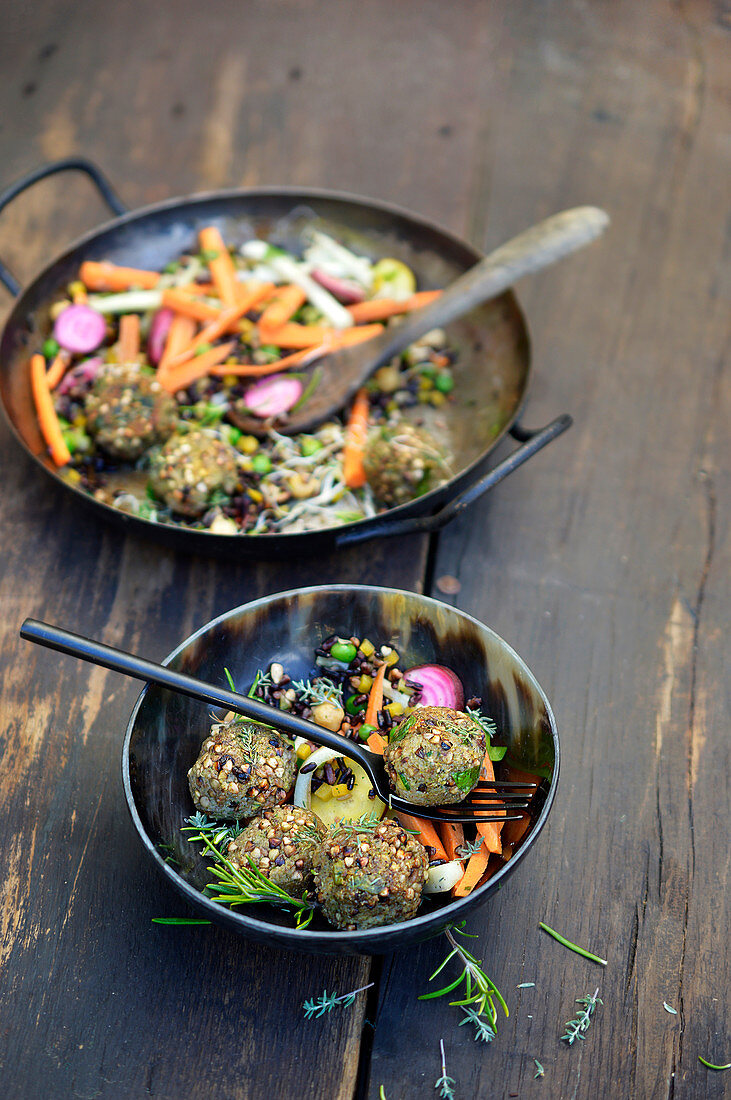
[0,157,571,559]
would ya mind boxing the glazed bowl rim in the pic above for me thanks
[122,583,560,947]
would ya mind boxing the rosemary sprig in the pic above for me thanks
[302,982,374,1018]
[539,922,607,967]
[698,1057,731,1071]
[435,1039,456,1099]
[152,917,212,925]
[183,814,315,929]
[420,925,508,1037]
[291,675,343,705]
[561,988,602,1045]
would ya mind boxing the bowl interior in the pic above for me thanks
[124,586,558,954]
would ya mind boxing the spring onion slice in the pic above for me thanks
[242,241,354,329]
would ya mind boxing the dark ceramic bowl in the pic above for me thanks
[123,585,559,955]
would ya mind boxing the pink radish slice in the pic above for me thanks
[311,269,366,304]
[243,374,304,418]
[403,665,465,710]
[56,357,104,395]
[53,304,107,354]
[147,308,174,365]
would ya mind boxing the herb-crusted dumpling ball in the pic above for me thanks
[383,706,485,806]
[85,362,178,460]
[362,421,451,507]
[313,818,429,930]
[187,718,296,821]
[149,429,239,517]
[226,805,325,898]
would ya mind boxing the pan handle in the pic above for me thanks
[0,157,127,296]
[334,412,572,547]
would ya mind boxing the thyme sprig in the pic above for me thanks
[465,707,506,761]
[302,982,374,1018]
[420,924,508,1038]
[458,1005,495,1042]
[561,988,602,1045]
[456,837,486,859]
[534,1059,545,1078]
[435,1039,456,1099]
[183,813,315,929]
[291,675,343,706]
[539,922,607,967]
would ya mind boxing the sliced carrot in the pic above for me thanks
[118,314,140,362]
[199,226,239,307]
[347,289,442,324]
[440,820,465,864]
[209,346,314,377]
[475,750,503,855]
[342,388,369,489]
[158,341,236,394]
[161,288,222,323]
[79,261,160,292]
[158,314,197,377]
[258,285,307,330]
[45,352,69,391]
[164,282,274,372]
[259,320,383,349]
[453,840,490,897]
[30,353,70,466]
[394,811,450,864]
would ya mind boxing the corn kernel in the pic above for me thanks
[62,468,82,485]
[360,639,375,658]
[331,783,350,800]
[429,391,446,407]
[238,434,259,455]
[356,674,373,693]
[381,646,399,667]
[313,784,332,803]
[50,299,72,320]
[385,702,404,718]
[248,488,263,503]
[296,743,312,761]
[222,374,239,386]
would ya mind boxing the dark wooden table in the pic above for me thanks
[1,3,728,1097]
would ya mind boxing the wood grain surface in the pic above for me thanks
[0,2,728,1099]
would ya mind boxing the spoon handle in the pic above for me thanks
[371,206,609,367]
[19,618,372,765]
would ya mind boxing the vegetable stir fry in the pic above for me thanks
[30,227,458,535]
[184,631,543,930]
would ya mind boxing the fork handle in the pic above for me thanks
[367,206,610,370]
[19,618,376,768]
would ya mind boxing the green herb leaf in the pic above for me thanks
[561,988,602,1045]
[453,765,480,793]
[152,917,212,925]
[539,922,607,967]
[698,1057,731,1071]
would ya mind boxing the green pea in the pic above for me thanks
[300,436,323,457]
[220,424,242,446]
[251,453,272,475]
[434,371,454,393]
[42,338,60,360]
[345,693,366,716]
[358,723,376,742]
[331,640,357,664]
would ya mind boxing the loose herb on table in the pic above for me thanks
[435,1038,456,1099]
[302,983,375,1018]
[698,1057,731,1071]
[420,923,508,1041]
[539,922,607,967]
[561,988,602,1045]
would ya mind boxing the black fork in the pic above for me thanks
[20,619,536,824]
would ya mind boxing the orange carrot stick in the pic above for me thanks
[453,841,490,897]
[209,347,314,377]
[159,341,236,394]
[30,353,70,466]
[363,663,387,753]
[45,352,69,390]
[118,314,140,362]
[258,285,307,330]
[158,314,197,378]
[342,388,369,489]
[79,261,160,292]
[164,283,274,371]
[395,811,450,864]
[199,226,239,307]
[258,320,383,349]
[440,820,465,864]
[347,289,441,324]
[161,288,222,323]
[475,750,503,855]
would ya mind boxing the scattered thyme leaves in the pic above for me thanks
[458,1005,495,1042]
[539,922,607,967]
[435,1039,456,1100]
[456,837,486,859]
[534,1059,545,1078]
[663,1001,678,1015]
[302,983,374,1018]
[291,675,343,706]
[517,982,536,989]
[561,988,602,1045]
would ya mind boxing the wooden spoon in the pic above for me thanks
[234,206,609,435]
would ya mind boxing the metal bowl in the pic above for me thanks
[0,158,570,559]
[123,585,559,955]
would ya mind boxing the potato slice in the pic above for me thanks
[294,745,386,826]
